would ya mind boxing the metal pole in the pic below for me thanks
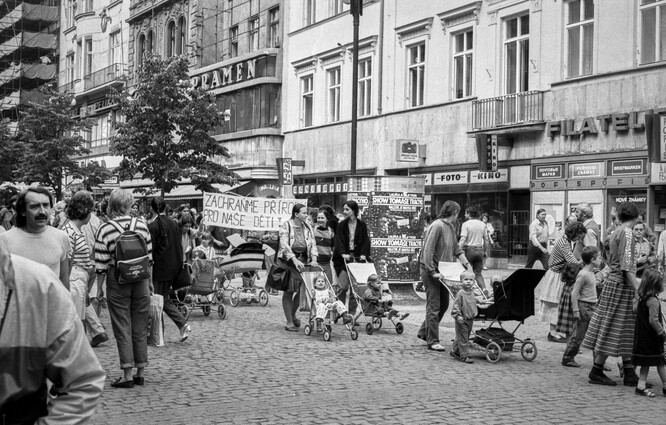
[350,0,360,175]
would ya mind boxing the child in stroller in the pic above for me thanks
[363,274,409,321]
[314,274,353,332]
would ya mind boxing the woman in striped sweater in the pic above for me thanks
[314,211,335,285]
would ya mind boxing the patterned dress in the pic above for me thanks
[538,235,578,325]
[582,225,637,357]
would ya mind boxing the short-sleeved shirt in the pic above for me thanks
[0,226,71,277]
[63,220,93,270]
[94,216,152,274]
[460,219,486,247]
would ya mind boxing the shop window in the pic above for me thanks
[358,58,372,116]
[453,29,473,99]
[230,26,239,57]
[407,42,426,107]
[301,75,314,127]
[268,7,280,47]
[566,0,594,77]
[640,0,666,64]
[249,17,259,51]
[327,67,341,123]
[504,14,529,94]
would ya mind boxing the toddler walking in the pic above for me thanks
[363,274,409,321]
[631,268,666,397]
[313,274,352,331]
[450,271,479,364]
[562,246,599,367]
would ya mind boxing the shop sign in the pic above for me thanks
[530,180,564,191]
[569,162,604,178]
[411,174,432,185]
[566,178,605,189]
[534,165,563,179]
[342,182,349,192]
[103,176,119,185]
[605,176,649,188]
[294,185,300,195]
[546,110,646,138]
[276,158,293,185]
[661,115,666,160]
[433,171,469,185]
[336,183,342,192]
[609,159,646,176]
[396,140,419,162]
[322,184,329,193]
[651,162,666,183]
[348,192,370,207]
[469,169,508,184]
[611,195,647,204]
[190,58,257,90]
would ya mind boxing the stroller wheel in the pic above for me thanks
[202,305,211,316]
[230,290,240,307]
[486,342,502,363]
[217,305,226,320]
[304,324,312,336]
[323,330,331,341]
[372,316,382,330]
[350,329,359,340]
[365,323,374,335]
[521,340,538,361]
[258,290,269,306]
[216,290,225,304]
[395,322,404,334]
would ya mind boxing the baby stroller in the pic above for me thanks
[177,259,227,320]
[301,266,359,341]
[218,242,269,308]
[441,266,546,363]
[346,259,407,335]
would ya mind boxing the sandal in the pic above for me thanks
[428,343,446,352]
[284,325,299,332]
[635,387,655,398]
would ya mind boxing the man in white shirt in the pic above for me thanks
[525,208,550,269]
[0,187,71,288]
[459,206,489,295]
[574,202,602,260]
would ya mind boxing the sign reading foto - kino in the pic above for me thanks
[531,159,648,191]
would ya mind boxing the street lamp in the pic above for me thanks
[343,0,362,175]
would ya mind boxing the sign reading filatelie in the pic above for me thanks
[202,193,298,231]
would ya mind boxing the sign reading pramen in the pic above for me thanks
[202,192,300,231]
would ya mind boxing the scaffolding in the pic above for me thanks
[0,0,59,126]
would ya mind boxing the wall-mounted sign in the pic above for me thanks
[546,110,647,138]
[606,176,649,188]
[433,171,469,185]
[534,165,563,179]
[396,139,419,162]
[276,158,293,186]
[530,180,565,191]
[569,162,604,178]
[609,159,646,176]
[470,169,508,184]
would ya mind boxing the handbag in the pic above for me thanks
[172,263,193,290]
[265,258,290,291]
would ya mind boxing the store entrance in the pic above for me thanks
[508,190,530,267]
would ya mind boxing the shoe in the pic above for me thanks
[179,324,191,342]
[415,283,425,292]
[90,333,109,348]
[635,387,656,398]
[387,310,397,320]
[547,333,566,343]
[342,313,352,325]
[562,359,580,368]
[588,372,617,386]
[284,325,299,332]
[110,377,134,389]
[132,376,144,386]
[483,266,488,270]
[293,318,301,328]
[398,312,410,320]
[461,357,474,364]
[449,350,461,360]
[428,343,446,352]
[417,334,426,342]
[623,367,640,386]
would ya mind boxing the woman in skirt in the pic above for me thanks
[582,201,641,386]
[539,222,586,342]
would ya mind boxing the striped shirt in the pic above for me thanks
[314,226,334,262]
[548,235,579,273]
[63,220,93,270]
[94,216,153,274]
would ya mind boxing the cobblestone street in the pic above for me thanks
[90,271,666,424]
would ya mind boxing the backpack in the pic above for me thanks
[109,218,152,283]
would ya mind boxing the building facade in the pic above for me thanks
[283,0,666,267]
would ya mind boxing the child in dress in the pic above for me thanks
[556,263,582,341]
[632,268,666,397]
[363,274,409,321]
[450,271,478,364]
[313,274,352,331]
[562,246,600,367]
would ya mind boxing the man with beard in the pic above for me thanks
[0,187,71,288]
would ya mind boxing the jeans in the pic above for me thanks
[452,318,474,358]
[526,243,549,269]
[417,265,450,347]
[563,301,596,362]
[335,270,358,315]
[154,279,187,330]
[464,246,487,291]
[106,269,150,369]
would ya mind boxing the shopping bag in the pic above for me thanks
[148,294,165,347]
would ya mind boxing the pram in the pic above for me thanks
[300,266,359,341]
[440,265,546,363]
[177,259,227,320]
[218,242,269,308]
[346,259,407,336]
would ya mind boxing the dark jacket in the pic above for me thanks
[333,218,371,272]
[149,215,183,281]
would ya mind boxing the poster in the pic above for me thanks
[201,192,299,231]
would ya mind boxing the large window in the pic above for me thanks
[249,17,259,51]
[504,15,529,94]
[407,42,426,107]
[66,53,75,84]
[230,26,238,57]
[453,29,473,99]
[301,75,314,127]
[358,58,372,116]
[84,38,93,76]
[330,0,344,16]
[167,20,176,56]
[566,0,594,77]
[65,0,75,28]
[640,0,666,64]
[110,31,121,64]
[268,7,280,47]
[327,67,341,123]
[137,34,146,67]
[177,16,186,55]
[304,0,315,26]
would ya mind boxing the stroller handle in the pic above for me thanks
[344,256,371,264]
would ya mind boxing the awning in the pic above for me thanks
[128,182,250,200]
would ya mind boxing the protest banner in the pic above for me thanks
[202,192,300,231]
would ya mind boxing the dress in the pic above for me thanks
[631,296,665,367]
[556,284,575,335]
[582,226,637,357]
[538,235,577,325]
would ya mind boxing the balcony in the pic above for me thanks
[58,80,76,94]
[471,91,544,131]
[83,63,126,92]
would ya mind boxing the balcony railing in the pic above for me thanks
[471,90,544,131]
[83,63,126,92]
[58,80,75,94]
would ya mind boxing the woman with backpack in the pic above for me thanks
[94,188,153,389]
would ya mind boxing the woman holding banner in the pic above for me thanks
[278,204,318,331]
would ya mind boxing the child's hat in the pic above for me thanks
[314,278,326,290]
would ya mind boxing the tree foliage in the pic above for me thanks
[0,119,21,182]
[111,54,237,196]
[74,161,113,192]
[13,84,93,198]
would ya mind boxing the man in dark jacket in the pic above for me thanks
[149,197,190,342]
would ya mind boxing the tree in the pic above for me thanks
[14,84,93,199]
[111,54,237,196]
[0,119,22,183]
[74,161,113,192]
